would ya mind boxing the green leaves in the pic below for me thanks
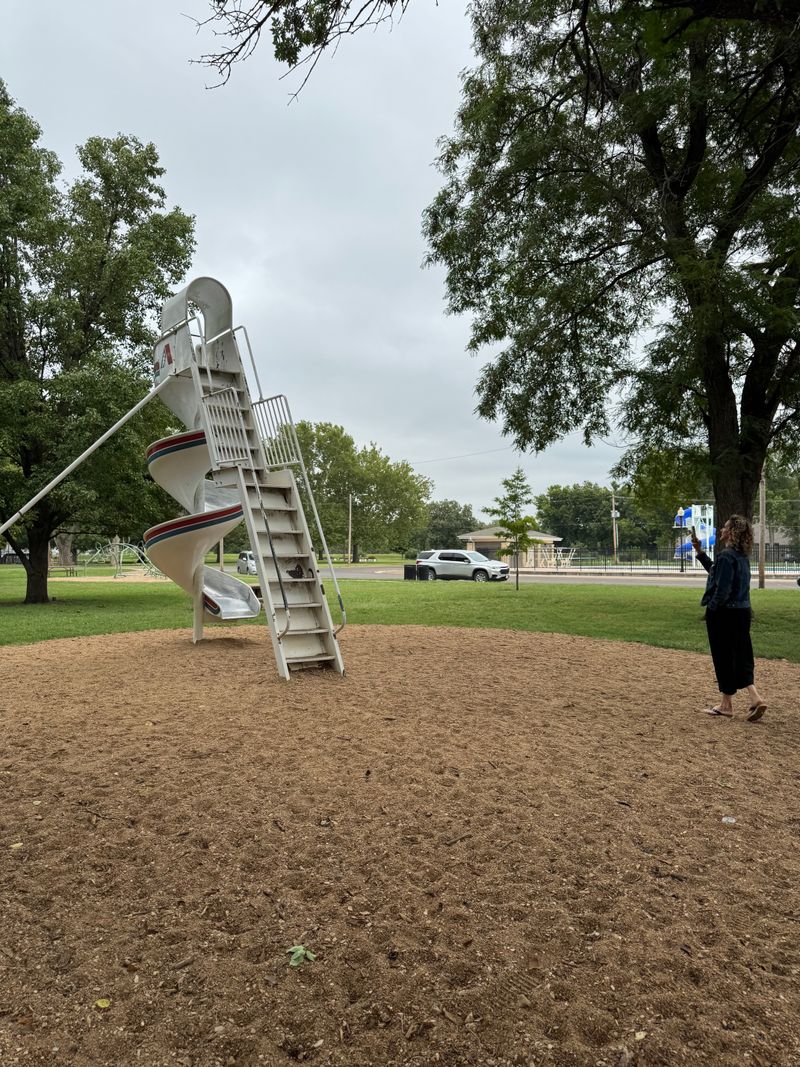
[424,2,800,519]
[286,944,316,967]
[417,499,478,550]
[0,83,195,599]
[293,420,431,557]
[485,468,539,586]
[199,1,408,81]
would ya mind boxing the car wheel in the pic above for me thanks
[422,567,436,581]
[473,569,489,582]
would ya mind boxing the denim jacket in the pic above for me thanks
[697,548,751,611]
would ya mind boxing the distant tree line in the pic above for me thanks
[533,465,800,554]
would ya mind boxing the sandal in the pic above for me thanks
[706,707,733,717]
[746,703,767,722]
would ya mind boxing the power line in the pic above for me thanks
[411,445,515,465]
[596,436,629,449]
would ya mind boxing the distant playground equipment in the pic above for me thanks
[674,504,715,565]
[82,537,165,579]
[0,277,345,680]
[538,545,578,568]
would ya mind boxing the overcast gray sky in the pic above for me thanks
[3,0,623,518]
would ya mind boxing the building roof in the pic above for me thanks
[459,525,562,544]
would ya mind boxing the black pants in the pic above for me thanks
[705,608,754,695]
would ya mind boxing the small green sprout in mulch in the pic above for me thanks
[286,945,317,967]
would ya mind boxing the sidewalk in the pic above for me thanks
[518,566,799,583]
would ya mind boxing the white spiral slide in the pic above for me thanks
[143,429,260,622]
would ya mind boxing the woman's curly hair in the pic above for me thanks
[726,514,754,555]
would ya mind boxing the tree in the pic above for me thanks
[198,1,411,85]
[534,483,615,552]
[535,480,674,553]
[413,499,478,552]
[614,447,716,546]
[293,421,359,549]
[764,462,800,549]
[485,467,537,589]
[424,2,800,531]
[197,1,800,83]
[615,448,712,522]
[293,421,432,560]
[356,444,432,558]
[195,2,800,526]
[0,83,194,603]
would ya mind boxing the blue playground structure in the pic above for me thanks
[674,503,715,561]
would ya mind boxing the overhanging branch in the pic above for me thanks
[196,0,410,86]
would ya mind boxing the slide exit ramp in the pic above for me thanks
[147,277,345,680]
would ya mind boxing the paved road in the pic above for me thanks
[327,565,800,590]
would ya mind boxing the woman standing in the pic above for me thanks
[691,515,767,721]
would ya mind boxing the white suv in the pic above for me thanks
[415,550,509,582]
[236,550,257,575]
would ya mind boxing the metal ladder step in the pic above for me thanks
[246,493,296,512]
[286,654,337,665]
[253,528,304,538]
[281,626,330,636]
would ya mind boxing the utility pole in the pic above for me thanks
[347,493,352,564]
[758,468,766,589]
[677,507,685,573]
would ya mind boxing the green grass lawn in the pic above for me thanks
[0,567,194,645]
[0,565,797,662]
[342,579,799,662]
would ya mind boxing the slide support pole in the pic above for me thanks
[192,564,204,644]
[0,377,173,537]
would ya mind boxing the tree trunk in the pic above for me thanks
[24,526,52,603]
[705,405,764,528]
[55,528,76,567]
[700,334,765,528]
[712,467,762,530]
[351,543,360,564]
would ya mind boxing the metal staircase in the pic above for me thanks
[153,276,346,679]
[192,359,345,680]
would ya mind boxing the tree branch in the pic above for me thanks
[709,100,800,261]
[196,0,410,86]
[767,340,800,412]
[673,34,710,197]
[641,0,800,32]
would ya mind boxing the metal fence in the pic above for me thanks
[541,546,800,574]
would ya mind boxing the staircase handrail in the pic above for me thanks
[251,394,346,636]
[194,320,345,640]
[253,483,292,641]
[199,388,293,640]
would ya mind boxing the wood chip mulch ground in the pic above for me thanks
[1,624,799,1067]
